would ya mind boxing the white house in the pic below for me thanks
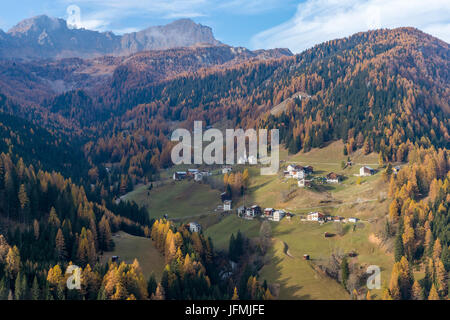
[360,166,375,176]
[293,169,306,179]
[194,172,203,182]
[223,200,232,211]
[307,212,326,221]
[286,164,312,180]
[348,217,359,223]
[272,210,285,222]
[264,208,275,218]
[189,222,202,233]
[243,207,255,219]
[222,167,232,174]
[287,164,302,173]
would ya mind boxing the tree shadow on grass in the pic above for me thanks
[262,249,311,300]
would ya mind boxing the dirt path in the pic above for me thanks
[287,161,379,166]
[281,240,295,258]
[286,198,378,212]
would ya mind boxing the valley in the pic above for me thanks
[0,12,447,301]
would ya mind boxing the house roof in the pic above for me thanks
[327,172,340,179]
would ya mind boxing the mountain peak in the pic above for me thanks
[8,15,67,36]
[1,15,222,60]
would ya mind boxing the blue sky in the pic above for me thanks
[1,0,449,53]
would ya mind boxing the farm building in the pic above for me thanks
[249,205,261,216]
[237,206,246,216]
[307,212,326,222]
[221,192,231,202]
[189,222,202,233]
[244,207,257,219]
[326,172,342,183]
[187,169,199,176]
[298,178,312,188]
[360,166,375,176]
[223,200,232,211]
[347,217,359,223]
[173,171,187,180]
[303,166,314,174]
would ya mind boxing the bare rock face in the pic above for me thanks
[0,15,222,60]
[3,15,119,59]
[120,19,221,55]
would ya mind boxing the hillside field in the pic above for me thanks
[100,231,165,280]
[122,140,394,299]
[123,179,222,220]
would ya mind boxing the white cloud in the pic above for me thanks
[218,0,293,14]
[59,0,286,32]
[251,0,450,53]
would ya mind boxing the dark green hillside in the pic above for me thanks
[0,94,89,179]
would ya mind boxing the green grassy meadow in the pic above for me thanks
[121,140,394,299]
[100,231,165,280]
[123,179,222,220]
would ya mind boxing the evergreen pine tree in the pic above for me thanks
[31,276,40,300]
[341,257,349,289]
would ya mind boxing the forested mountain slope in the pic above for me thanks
[83,27,449,193]
[0,26,448,301]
